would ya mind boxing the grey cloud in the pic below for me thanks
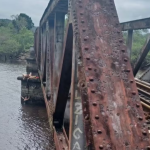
[0,0,149,26]
[114,0,150,22]
[0,0,49,26]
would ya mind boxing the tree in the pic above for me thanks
[11,15,28,32]
[123,30,149,67]
[0,26,20,55]
[11,13,34,32]
[19,13,34,30]
[0,14,34,56]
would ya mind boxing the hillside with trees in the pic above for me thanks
[0,13,34,60]
[123,30,149,67]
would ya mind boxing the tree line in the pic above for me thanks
[123,30,149,67]
[0,13,34,56]
[0,14,149,67]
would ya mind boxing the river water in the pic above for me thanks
[0,63,51,150]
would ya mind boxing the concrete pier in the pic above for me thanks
[17,47,44,105]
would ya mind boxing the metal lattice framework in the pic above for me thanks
[34,0,150,149]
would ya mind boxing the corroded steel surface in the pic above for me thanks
[70,0,150,149]
[34,0,150,149]
[69,34,86,150]
[53,24,73,127]
[54,128,69,150]
[121,17,150,31]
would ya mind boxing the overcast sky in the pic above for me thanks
[0,0,149,26]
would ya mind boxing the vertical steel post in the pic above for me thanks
[69,31,86,150]
[53,12,65,104]
[127,29,133,60]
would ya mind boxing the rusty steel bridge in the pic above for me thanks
[33,0,150,149]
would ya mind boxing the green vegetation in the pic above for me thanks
[123,30,149,67]
[0,13,34,56]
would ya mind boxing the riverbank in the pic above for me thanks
[0,52,30,64]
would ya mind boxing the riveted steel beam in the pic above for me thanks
[69,29,86,150]
[121,17,150,31]
[40,26,47,81]
[53,24,73,128]
[54,127,69,150]
[40,0,68,26]
[53,12,65,105]
[70,0,150,149]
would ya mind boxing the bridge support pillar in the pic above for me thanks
[17,47,44,105]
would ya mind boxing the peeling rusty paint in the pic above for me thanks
[34,0,150,149]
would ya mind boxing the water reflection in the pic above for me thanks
[0,63,51,150]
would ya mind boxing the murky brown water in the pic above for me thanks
[0,63,51,150]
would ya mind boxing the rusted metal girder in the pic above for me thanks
[40,26,47,81]
[70,0,150,149]
[34,0,150,149]
[126,29,133,59]
[40,0,68,26]
[69,29,86,150]
[121,17,150,31]
[53,12,65,105]
[54,127,69,150]
[134,37,150,76]
[53,24,73,128]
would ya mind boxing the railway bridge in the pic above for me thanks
[29,0,150,149]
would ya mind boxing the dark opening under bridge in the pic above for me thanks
[32,0,150,149]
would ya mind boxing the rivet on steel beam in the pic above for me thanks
[124,58,128,62]
[91,89,95,93]
[117,30,120,33]
[59,138,63,142]
[74,20,77,23]
[138,116,143,121]
[147,146,150,150]
[136,103,140,108]
[97,130,102,134]
[121,49,125,52]
[125,69,130,72]
[130,80,134,83]
[89,77,94,82]
[86,57,90,60]
[99,145,103,149]
[119,39,123,43]
[78,0,82,3]
[80,12,83,15]
[93,102,97,106]
[85,114,89,120]
[81,20,85,23]
[132,91,136,95]
[84,36,89,41]
[95,115,99,119]
[81,83,85,87]
[142,130,147,136]
[78,56,81,59]
[84,47,89,50]
[82,29,86,32]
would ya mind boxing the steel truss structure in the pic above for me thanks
[34,0,150,149]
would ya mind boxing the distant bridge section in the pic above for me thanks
[121,17,150,31]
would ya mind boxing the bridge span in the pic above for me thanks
[32,0,150,149]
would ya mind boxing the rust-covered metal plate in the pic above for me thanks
[54,127,69,150]
[70,0,150,149]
